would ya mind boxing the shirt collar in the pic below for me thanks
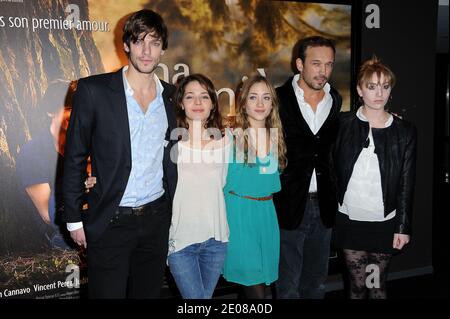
[122,65,164,98]
[356,106,393,127]
[292,73,330,99]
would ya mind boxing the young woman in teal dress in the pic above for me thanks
[223,75,287,299]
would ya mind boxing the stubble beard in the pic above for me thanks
[309,76,328,91]
[129,54,159,75]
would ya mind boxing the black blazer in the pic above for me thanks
[273,77,342,230]
[333,111,417,234]
[62,68,178,243]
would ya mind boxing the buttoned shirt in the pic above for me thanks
[119,66,167,207]
[292,74,332,192]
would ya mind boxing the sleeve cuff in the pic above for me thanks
[67,222,83,231]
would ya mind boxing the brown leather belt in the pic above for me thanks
[228,191,273,201]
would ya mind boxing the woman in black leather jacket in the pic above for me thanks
[333,57,417,299]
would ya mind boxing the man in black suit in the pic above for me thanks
[63,9,177,298]
[274,36,342,299]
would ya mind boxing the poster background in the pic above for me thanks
[0,0,351,298]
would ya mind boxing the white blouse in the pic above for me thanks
[338,108,396,222]
[168,137,230,255]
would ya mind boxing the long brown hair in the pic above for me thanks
[235,75,287,170]
[174,74,223,132]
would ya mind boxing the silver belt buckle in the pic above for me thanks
[132,206,146,216]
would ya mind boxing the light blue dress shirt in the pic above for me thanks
[119,66,168,207]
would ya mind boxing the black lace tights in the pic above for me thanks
[343,249,392,299]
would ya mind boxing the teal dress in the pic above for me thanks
[222,151,281,286]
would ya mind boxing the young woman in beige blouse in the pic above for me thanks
[167,74,230,299]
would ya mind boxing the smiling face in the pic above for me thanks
[296,45,334,91]
[124,31,164,75]
[245,81,273,127]
[182,80,213,123]
[357,72,392,111]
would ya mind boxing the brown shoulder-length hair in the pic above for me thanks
[235,75,287,170]
[357,56,396,88]
[174,74,223,131]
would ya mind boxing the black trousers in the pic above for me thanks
[87,196,171,298]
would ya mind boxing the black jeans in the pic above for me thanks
[276,197,332,299]
[87,196,171,298]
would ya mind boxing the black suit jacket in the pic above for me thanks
[62,68,178,243]
[273,77,342,230]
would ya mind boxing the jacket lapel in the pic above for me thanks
[161,81,176,139]
[317,86,342,135]
[281,79,314,135]
[108,68,132,164]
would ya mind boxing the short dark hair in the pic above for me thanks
[122,9,168,51]
[296,36,336,63]
[174,74,222,131]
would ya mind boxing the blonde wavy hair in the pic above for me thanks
[234,75,287,170]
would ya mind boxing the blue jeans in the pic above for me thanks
[168,238,227,299]
[276,197,332,299]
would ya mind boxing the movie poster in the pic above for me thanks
[0,0,351,299]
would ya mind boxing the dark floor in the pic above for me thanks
[208,260,449,299]
[325,271,448,299]
[199,269,448,299]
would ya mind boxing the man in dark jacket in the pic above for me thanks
[274,36,342,299]
[63,10,177,298]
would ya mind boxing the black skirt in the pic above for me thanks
[332,212,399,254]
